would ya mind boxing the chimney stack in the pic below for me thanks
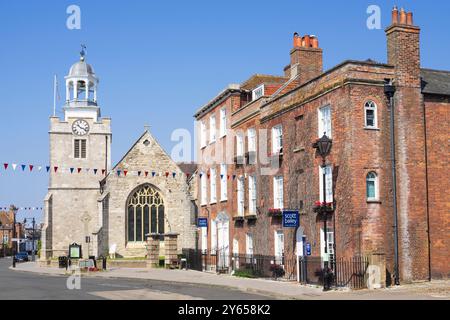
[289,33,323,83]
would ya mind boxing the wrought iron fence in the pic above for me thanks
[297,255,370,289]
[181,248,369,289]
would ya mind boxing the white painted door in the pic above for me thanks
[217,220,230,268]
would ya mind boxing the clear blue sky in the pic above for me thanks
[1,0,449,223]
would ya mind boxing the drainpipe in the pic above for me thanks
[384,80,400,286]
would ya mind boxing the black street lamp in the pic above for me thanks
[10,205,18,268]
[0,221,5,258]
[23,218,36,262]
[313,133,333,290]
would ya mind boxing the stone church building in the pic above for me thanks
[41,53,197,260]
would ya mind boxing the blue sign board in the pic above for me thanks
[306,243,311,256]
[282,210,299,228]
[198,218,208,228]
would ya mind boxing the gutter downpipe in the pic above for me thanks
[384,80,400,286]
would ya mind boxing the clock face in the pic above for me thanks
[72,119,90,136]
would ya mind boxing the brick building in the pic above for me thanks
[194,7,449,283]
[0,207,25,254]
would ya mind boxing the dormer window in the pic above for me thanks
[252,85,265,100]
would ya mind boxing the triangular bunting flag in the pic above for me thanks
[152,172,156,177]
[29,165,34,172]
[172,172,176,178]
[77,168,82,173]
[145,171,149,177]
[38,166,42,171]
[94,169,98,175]
[220,174,224,179]
[102,169,106,175]
[86,168,90,173]
[54,166,58,173]
[46,166,50,172]
[124,170,128,176]
[21,165,26,171]
[70,168,74,174]
[232,175,236,180]
[137,171,142,177]
[12,164,17,171]
[165,172,169,178]
[3,163,8,170]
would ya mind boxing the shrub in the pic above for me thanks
[233,268,258,278]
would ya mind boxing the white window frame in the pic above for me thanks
[200,120,207,148]
[247,128,257,153]
[366,171,379,201]
[364,101,378,129]
[248,175,257,214]
[220,164,227,201]
[209,115,216,143]
[236,133,244,157]
[220,107,227,137]
[318,105,332,138]
[252,84,265,100]
[274,230,284,264]
[210,168,217,204]
[246,233,254,256]
[237,176,245,216]
[271,125,283,154]
[211,219,217,254]
[233,238,239,256]
[201,226,208,254]
[201,173,207,205]
[319,165,333,203]
[273,176,284,209]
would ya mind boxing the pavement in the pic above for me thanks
[0,258,270,300]
[9,259,450,300]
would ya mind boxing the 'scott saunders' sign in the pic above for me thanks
[197,217,208,228]
[282,210,299,228]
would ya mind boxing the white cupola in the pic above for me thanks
[63,46,101,121]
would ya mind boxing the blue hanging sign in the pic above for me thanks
[282,210,299,228]
[197,217,208,228]
[306,243,311,256]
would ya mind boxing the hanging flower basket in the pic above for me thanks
[313,201,334,214]
[268,208,283,216]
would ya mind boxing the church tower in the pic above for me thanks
[41,49,112,259]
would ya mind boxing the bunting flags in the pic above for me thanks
[0,207,43,211]
[1,161,197,181]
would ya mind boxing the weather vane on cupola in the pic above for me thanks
[80,44,87,61]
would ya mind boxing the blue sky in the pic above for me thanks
[0,0,449,223]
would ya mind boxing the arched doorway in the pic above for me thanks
[126,184,165,243]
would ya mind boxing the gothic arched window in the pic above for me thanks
[364,100,378,128]
[126,185,165,242]
[366,172,378,201]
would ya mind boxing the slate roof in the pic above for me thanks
[421,68,450,96]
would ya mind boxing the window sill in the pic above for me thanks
[367,199,381,204]
[220,134,227,139]
[220,199,228,203]
[201,203,208,207]
[210,201,217,205]
[209,140,216,145]
[364,127,380,131]
[200,145,207,150]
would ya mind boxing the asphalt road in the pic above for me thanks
[0,258,271,300]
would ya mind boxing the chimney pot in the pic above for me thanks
[293,33,301,47]
[400,8,407,24]
[311,36,319,48]
[304,35,311,48]
[406,12,413,25]
[392,6,399,24]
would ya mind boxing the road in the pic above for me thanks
[0,258,272,300]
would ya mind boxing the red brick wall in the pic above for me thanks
[424,97,450,279]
